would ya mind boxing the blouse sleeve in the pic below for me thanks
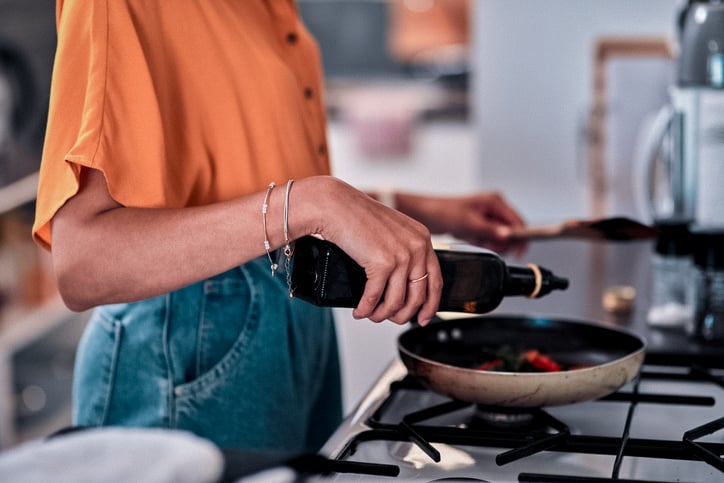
[34,0,332,251]
[32,0,108,250]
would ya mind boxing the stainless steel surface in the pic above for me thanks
[319,362,723,481]
[320,359,407,462]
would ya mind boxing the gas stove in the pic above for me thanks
[316,357,723,482]
[310,242,724,482]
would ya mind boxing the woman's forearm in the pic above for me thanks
[51,169,319,310]
[52,169,442,325]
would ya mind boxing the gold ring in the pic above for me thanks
[408,273,429,283]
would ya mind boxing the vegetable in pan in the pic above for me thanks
[475,345,586,372]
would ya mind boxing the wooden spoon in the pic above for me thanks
[511,216,659,241]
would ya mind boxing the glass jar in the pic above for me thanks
[647,220,693,328]
[688,229,724,342]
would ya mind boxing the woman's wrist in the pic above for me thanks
[282,175,338,241]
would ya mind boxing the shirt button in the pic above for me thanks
[303,87,314,99]
[286,32,298,44]
[318,144,327,156]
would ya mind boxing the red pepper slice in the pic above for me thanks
[477,359,503,371]
[522,350,562,372]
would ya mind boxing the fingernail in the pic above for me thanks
[417,317,430,326]
[497,226,512,237]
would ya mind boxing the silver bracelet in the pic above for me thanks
[283,179,295,297]
[261,182,278,277]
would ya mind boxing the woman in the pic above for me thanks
[33,0,525,454]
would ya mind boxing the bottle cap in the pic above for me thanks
[653,218,693,256]
[691,228,724,269]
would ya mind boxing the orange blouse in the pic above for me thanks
[33,0,331,250]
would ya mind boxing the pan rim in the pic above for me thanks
[398,314,647,377]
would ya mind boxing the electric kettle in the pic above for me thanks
[639,0,724,226]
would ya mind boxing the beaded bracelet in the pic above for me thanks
[261,182,278,277]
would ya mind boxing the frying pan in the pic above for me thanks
[398,315,646,407]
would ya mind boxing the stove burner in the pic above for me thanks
[471,405,538,429]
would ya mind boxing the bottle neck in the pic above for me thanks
[505,264,569,298]
[435,250,570,314]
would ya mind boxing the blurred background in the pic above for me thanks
[0,0,681,448]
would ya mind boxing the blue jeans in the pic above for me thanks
[72,256,342,454]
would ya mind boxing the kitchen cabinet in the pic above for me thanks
[0,172,89,448]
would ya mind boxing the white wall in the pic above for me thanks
[472,0,681,223]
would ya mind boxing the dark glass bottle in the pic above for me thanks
[290,236,569,314]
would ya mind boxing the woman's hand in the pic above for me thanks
[395,191,528,257]
[289,177,442,326]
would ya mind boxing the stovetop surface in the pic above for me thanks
[315,361,724,482]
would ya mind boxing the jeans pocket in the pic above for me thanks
[72,308,123,426]
[174,270,260,398]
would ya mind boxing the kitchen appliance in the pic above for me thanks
[313,241,724,482]
[316,354,723,482]
[688,228,724,342]
[640,0,724,226]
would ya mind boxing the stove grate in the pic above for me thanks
[334,427,724,479]
[340,368,724,479]
[493,409,569,466]
[683,416,724,472]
